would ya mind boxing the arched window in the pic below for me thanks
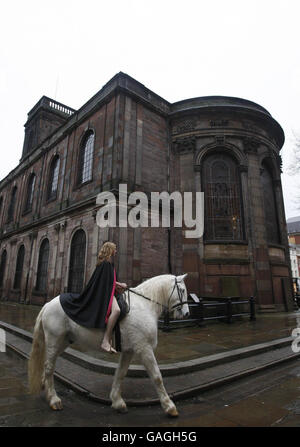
[0,250,7,288]
[7,186,17,223]
[261,162,280,244]
[14,245,25,289]
[202,152,245,241]
[47,156,60,201]
[68,229,86,293]
[78,132,94,184]
[24,173,36,213]
[36,239,49,292]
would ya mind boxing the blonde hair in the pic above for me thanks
[97,242,116,265]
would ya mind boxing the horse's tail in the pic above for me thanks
[28,305,46,394]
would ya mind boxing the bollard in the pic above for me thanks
[250,296,256,321]
[197,297,205,326]
[227,298,232,324]
[0,328,6,352]
[162,310,171,332]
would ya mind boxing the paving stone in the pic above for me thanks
[1,301,300,406]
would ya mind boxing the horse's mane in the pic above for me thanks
[130,274,173,313]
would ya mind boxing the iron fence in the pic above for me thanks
[159,294,255,332]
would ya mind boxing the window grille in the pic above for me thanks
[36,239,49,291]
[7,186,17,223]
[24,174,36,212]
[0,250,7,288]
[261,163,280,244]
[68,230,86,293]
[14,245,25,289]
[78,132,94,184]
[47,156,60,201]
[202,152,245,241]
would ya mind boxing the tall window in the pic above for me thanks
[0,250,7,288]
[202,152,244,241]
[68,229,86,293]
[78,132,94,184]
[261,162,280,244]
[47,156,60,201]
[36,239,49,292]
[14,245,25,289]
[7,186,17,223]
[24,173,36,213]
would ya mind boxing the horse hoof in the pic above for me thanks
[50,399,63,411]
[112,404,128,414]
[167,407,179,418]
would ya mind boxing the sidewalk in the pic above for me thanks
[1,300,300,405]
[1,300,300,364]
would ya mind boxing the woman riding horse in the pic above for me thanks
[28,247,189,414]
[59,241,127,354]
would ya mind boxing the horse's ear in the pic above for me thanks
[177,273,188,282]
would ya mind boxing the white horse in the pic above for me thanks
[28,273,189,417]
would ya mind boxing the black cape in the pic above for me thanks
[60,260,116,329]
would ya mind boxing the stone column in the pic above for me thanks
[26,231,38,304]
[273,177,294,310]
[135,105,143,187]
[132,227,141,285]
[122,96,131,182]
[173,136,200,293]
[91,215,100,270]
[49,224,60,299]
[245,139,274,308]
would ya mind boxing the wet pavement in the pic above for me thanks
[1,300,300,364]
[1,348,300,427]
[1,299,300,427]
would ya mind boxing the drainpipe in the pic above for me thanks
[167,118,172,274]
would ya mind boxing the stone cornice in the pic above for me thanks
[172,135,196,154]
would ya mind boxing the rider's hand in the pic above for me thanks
[116,282,127,291]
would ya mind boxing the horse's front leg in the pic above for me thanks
[139,347,178,417]
[110,351,133,413]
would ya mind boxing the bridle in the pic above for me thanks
[125,276,189,314]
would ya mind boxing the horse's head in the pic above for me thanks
[168,274,190,320]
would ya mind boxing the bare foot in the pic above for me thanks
[101,342,117,354]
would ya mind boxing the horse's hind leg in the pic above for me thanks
[110,351,133,413]
[139,347,178,417]
[44,334,69,410]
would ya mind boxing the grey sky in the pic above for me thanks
[1,0,299,217]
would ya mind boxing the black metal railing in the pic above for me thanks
[160,294,256,332]
[294,293,300,309]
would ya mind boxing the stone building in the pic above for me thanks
[0,72,294,311]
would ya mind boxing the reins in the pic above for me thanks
[124,276,189,314]
[126,287,168,311]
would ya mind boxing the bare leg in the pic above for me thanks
[101,296,120,353]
